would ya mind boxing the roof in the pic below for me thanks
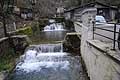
[64,1,118,13]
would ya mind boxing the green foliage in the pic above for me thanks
[0,48,15,71]
[31,22,40,34]
[38,19,49,30]
[16,27,33,36]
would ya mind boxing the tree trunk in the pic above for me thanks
[3,14,8,37]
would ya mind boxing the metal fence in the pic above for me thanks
[93,22,120,50]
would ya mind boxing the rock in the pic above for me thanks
[0,71,8,80]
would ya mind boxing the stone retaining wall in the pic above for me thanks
[85,40,120,80]
[0,38,10,57]
[74,7,120,80]
[0,35,30,57]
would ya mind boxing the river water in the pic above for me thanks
[8,22,88,80]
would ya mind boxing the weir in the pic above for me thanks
[8,43,87,80]
[44,22,64,31]
[6,21,88,80]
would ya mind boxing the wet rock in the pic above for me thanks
[63,34,81,55]
[11,35,30,54]
[0,71,8,80]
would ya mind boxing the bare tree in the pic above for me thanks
[0,0,14,37]
[31,0,80,18]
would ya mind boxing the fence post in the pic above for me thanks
[92,21,95,40]
[118,28,120,50]
[113,23,116,50]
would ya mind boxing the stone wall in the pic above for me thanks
[86,40,120,80]
[63,33,81,54]
[79,8,97,80]
[74,7,120,80]
[0,38,10,57]
[0,35,30,57]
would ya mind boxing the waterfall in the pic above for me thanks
[15,43,68,73]
[8,18,87,80]
[35,43,63,53]
[9,43,84,80]
[44,23,64,31]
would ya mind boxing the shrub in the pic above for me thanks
[16,27,33,36]
[31,22,40,34]
[0,48,15,71]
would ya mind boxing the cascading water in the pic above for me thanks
[44,19,64,31]
[7,19,88,80]
[44,23,64,31]
[8,43,87,80]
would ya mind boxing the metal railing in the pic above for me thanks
[93,22,120,50]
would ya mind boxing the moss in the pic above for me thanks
[0,60,15,71]
[16,27,33,36]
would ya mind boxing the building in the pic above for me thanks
[20,8,33,20]
[64,1,118,22]
[14,0,34,20]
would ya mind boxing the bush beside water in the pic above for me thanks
[16,27,33,36]
[0,48,16,72]
[0,26,33,72]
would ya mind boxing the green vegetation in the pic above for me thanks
[16,27,33,36]
[38,19,49,31]
[0,48,16,72]
[31,22,40,35]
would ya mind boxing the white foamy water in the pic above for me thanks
[44,23,64,31]
[16,61,70,72]
[9,44,86,80]
[49,19,55,23]
[15,44,70,73]
[37,52,67,57]
[30,43,63,52]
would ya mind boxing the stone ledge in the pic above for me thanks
[11,35,28,38]
[0,71,8,80]
[87,40,120,64]
[65,32,81,40]
[0,37,8,43]
[66,32,81,35]
[87,40,110,52]
[0,35,27,41]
